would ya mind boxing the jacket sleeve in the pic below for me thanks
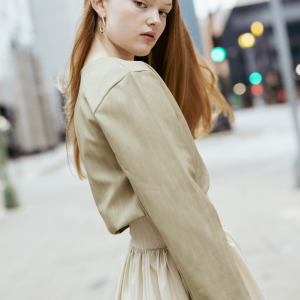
[93,69,250,300]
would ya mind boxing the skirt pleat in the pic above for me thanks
[221,223,267,300]
[116,247,189,300]
[115,223,267,300]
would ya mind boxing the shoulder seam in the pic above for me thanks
[93,69,150,114]
[112,58,151,72]
[112,58,132,71]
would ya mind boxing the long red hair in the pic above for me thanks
[57,0,234,180]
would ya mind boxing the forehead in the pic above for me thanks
[151,0,173,6]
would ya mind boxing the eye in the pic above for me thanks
[159,11,169,17]
[135,1,146,8]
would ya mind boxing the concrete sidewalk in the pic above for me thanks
[196,103,300,300]
[0,102,299,300]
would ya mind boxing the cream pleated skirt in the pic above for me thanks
[115,215,267,300]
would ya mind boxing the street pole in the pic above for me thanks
[269,0,300,187]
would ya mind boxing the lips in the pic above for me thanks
[141,31,156,42]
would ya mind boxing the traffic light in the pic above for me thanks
[211,47,227,63]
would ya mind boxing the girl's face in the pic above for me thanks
[94,0,173,57]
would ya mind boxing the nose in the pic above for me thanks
[146,9,162,27]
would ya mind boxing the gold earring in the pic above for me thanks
[99,14,106,33]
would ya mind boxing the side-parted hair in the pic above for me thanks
[57,0,234,180]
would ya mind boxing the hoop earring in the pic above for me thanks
[99,14,106,33]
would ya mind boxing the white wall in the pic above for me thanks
[28,0,74,79]
[27,0,81,135]
[0,0,34,80]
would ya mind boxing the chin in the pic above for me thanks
[131,45,152,58]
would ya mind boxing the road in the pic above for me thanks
[0,102,299,300]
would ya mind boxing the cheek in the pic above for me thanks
[106,10,143,45]
[105,4,167,56]
[156,22,167,39]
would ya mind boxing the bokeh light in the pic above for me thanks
[251,84,264,96]
[233,83,246,95]
[211,47,227,63]
[249,72,262,85]
[265,71,278,85]
[296,64,300,76]
[278,90,289,102]
[238,33,256,48]
[251,21,264,36]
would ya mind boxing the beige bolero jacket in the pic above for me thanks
[74,57,251,300]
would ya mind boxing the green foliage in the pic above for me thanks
[4,183,19,209]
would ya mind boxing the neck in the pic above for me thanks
[88,28,135,62]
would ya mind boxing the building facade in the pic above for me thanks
[222,0,300,106]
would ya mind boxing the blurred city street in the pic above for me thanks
[1,0,300,299]
[0,102,299,300]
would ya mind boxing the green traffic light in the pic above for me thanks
[211,47,227,63]
[249,72,262,85]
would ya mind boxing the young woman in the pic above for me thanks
[58,0,268,299]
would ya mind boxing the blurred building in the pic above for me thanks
[0,0,91,156]
[198,0,300,109]
[221,0,300,107]
[0,0,63,156]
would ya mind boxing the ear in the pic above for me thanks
[91,0,106,17]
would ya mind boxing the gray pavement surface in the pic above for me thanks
[1,102,300,300]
